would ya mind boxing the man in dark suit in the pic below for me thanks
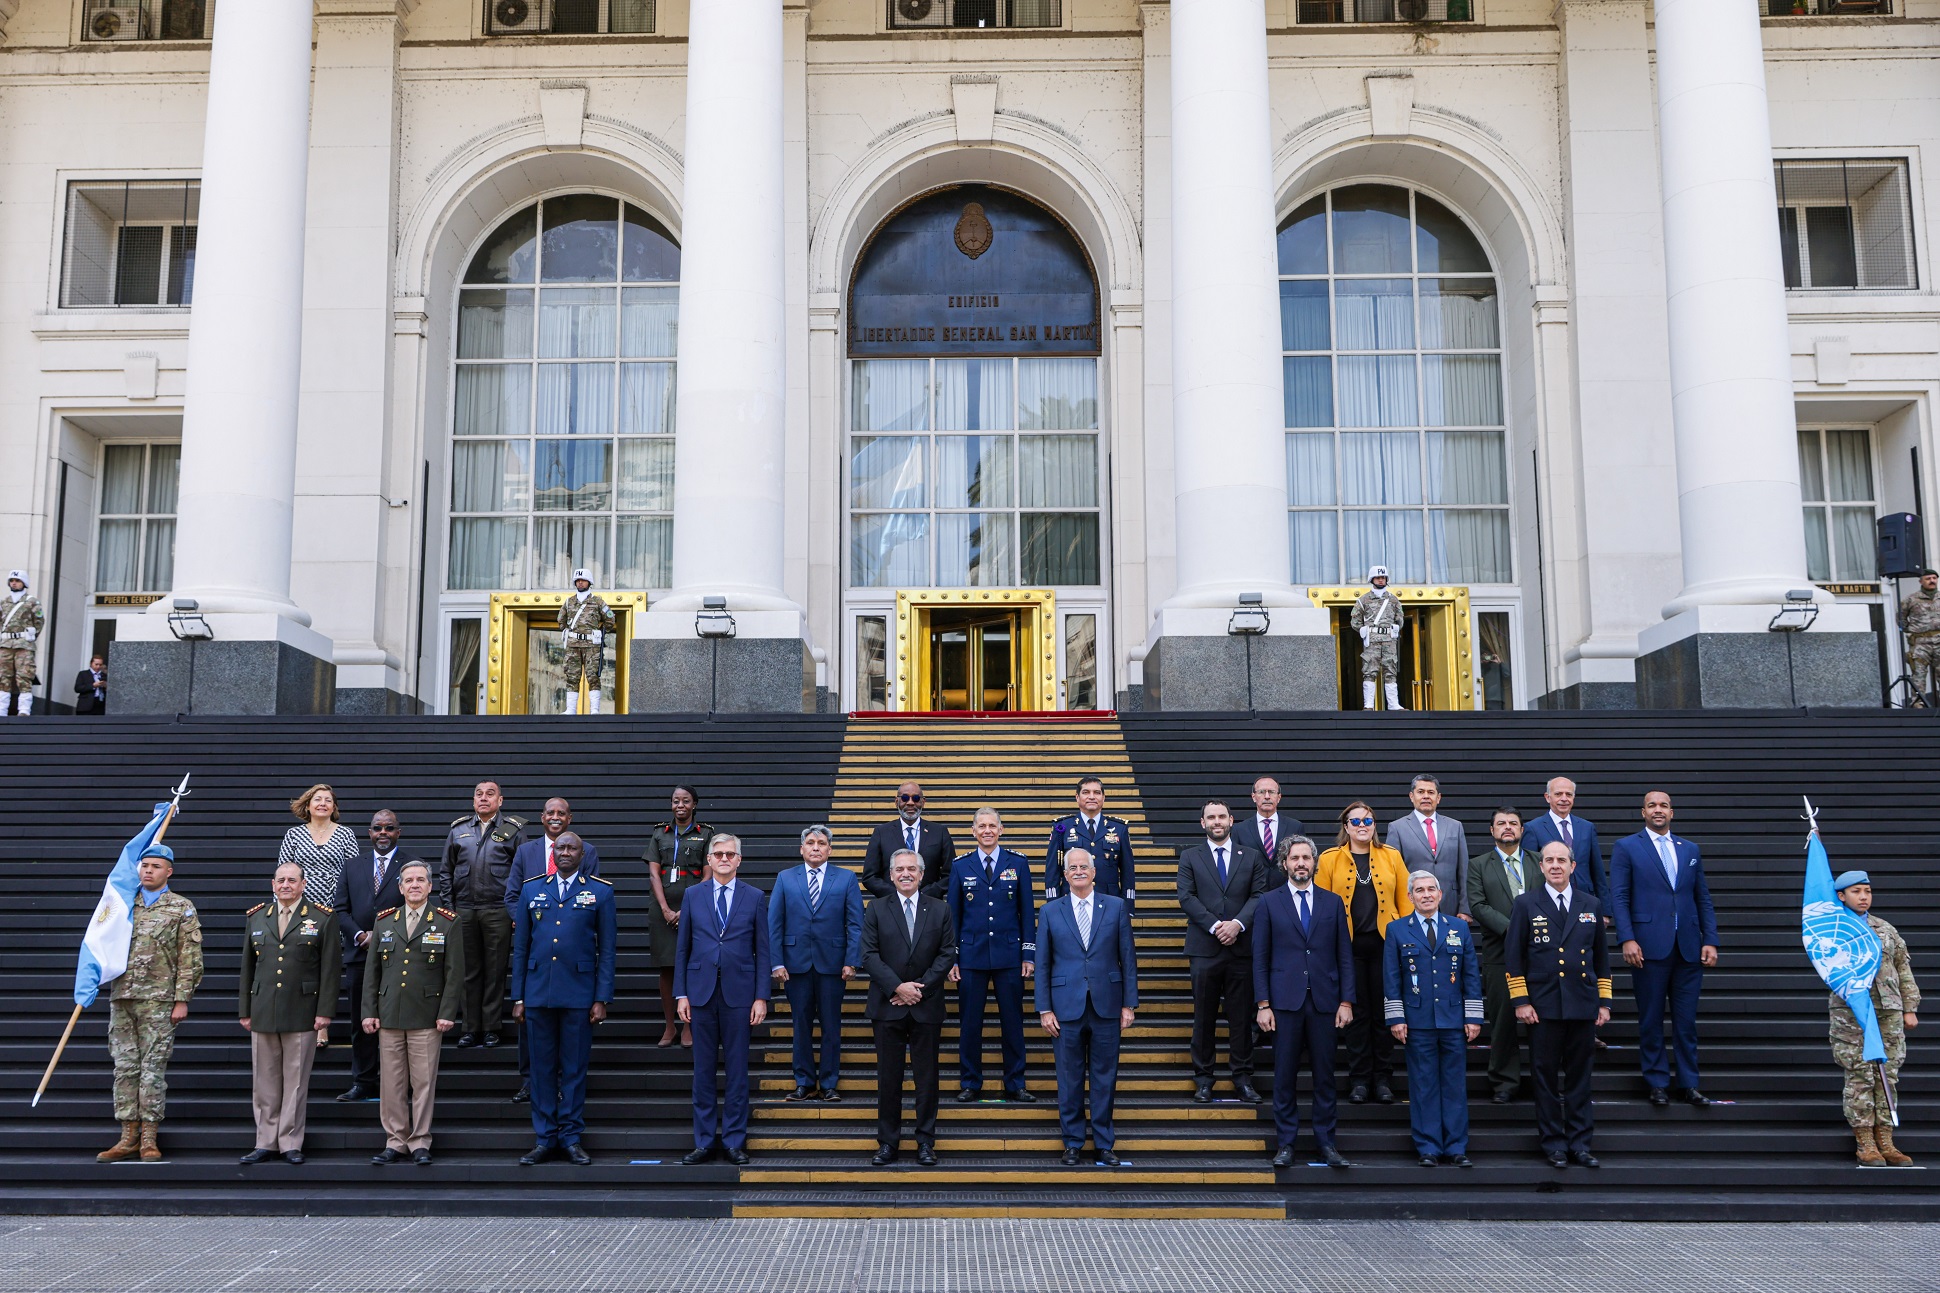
[1176,799,1271,1104]
[1521,777,1605,898]
[1610,789,1720,1108]
[1507,841,1613,1167]
[1253,835,1353,1169]
[73,656,106,714]
[1043,776,1136,910]
[1385,775,1470,918]
[768,826,864,1102]
[862,782,954,900]
[675,831,771,1165]
[504,797,602,1103]
[1035,848,1138,1166]
[1468,805,1540,1104]
[330,808,409,1102]
[860,849,958,1165]
[947,807,1037,1103]
[1231,777,1304,865]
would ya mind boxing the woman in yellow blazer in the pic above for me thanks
[1317,801,1412,1104]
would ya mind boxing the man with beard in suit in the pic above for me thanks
[1176,799,1271,1105]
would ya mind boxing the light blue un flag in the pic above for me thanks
[73,804,172,1009]
[1801,831,1885,1064]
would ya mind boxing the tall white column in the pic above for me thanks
[161,0,317,621]
[1161,0,1294,610]
[660,0,795,615]
[1653,0,1810,614]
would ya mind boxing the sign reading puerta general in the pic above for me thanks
[849,185,1100,358]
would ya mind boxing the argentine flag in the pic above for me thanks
[1801,830,1885,1064]
[74,804,171,1009]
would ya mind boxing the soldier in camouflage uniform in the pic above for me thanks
[98,843,204,1163]
[1349,565,1405,712]
[1896,568,1940,702]
[1831,870,1920,1167]
[0,569,43,716]
[557,568,616,715]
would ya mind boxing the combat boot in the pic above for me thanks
[96,1120,141,1162]
[1876,1121,1914,1166]
[1362,681,1377,710]
[1384,681,1404,711]
[1854,1125,1886,1166]
[139,1120,162,1161]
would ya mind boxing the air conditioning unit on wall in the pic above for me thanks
[87,5,148,40]
[487,0,551,34]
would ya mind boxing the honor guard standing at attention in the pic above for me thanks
[1350,565,1405,712]
[98,832,204,1163]
[1383,871,1483,1167]
[0,569,42,716]
[558,569,616,715]
[362,861,465,1165]
[238,863,341,1164]
[439,781,528,1048]
[948,807,1038,1104]
[1044,776,1137,912]
[1830,871,1921,1167]
[1898,568,1940,701]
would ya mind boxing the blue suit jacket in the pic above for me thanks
[948,848,1037,971]
[1033,893,1138,1021]
[503,837,602,909]
[1382,913,1484,1030]
[1521,814,1603,897]
[510,872,617,1010]
[1609,830,1720,962]
[1251,885,1355,1013]
[674,879,773,1009]
[767,863,864,975]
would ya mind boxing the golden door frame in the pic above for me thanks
[1306,584,1477,712]
[893,588,1059,712]
[486,591,650,715]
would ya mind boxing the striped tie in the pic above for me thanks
[808,866,822,911]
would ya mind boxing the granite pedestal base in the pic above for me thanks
[628,637,814,713]
[1635,626,1880,709]
[1142,634,1337,712]
[1536,682,1640,711]
[107,639,336,715]
[333,688,422,716]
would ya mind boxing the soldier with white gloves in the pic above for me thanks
[0,570,44,716]
[1349,565,1404,712]
[557,569,615,715]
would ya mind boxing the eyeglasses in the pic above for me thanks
[1346,817,1375,827]
[897,793,924,803]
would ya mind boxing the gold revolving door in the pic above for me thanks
[1306,584,1476,712]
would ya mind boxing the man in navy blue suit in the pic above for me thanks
[769,825,863,1102]
[1253,835,1354,1169]
[1035,849,1138,1166]
[675,832,772,1164]
[1521,777,1605,898]
[1610,790,1720,1108]
[947,807,1037,1103]
[509,832,615,1165]
[504,797,601,1103]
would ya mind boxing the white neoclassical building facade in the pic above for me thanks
[0,0,1933,714]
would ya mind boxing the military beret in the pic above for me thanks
[1834,870,1871,892]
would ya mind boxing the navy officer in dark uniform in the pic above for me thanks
[948,806,1037,1103]
[1383,869,1483,1167]
[1044,776,1136,912]
[1506,839,1612,1169]
[510,831,617,1165]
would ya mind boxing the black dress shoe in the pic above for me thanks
[1233,1080,1263,1105]
[681,1146,718,1165]
[520,1143,555,1165]
[1271,1147,1295,1169]
[1593,1037,1609,1050]
[1648,1086,1671,1108]
[1096,1150,1121,1167]
[370,1148,404,1164]
[1681,1088,1716,1108]
[1569,1150,1601,1168]
[336,1084,377,1103]
[871,1146,898,1166]
[239,1148,277,1164]
[956,1089,981,1103]
[512,1082,531,1104]
[1061,1147,1081,1166]
[819,1087,843,1103]
[1418,1154,1438,1167]
[786,1085,812,1102]
[1449,1154,1473,1168]
[283,1150,304,1165]
[1004,1088,1037,1103]
[1546,1151,1568,1168]
[412,1149,433,1165]
[1193,1082,1213,1104]
[1321,1145,1349,1169]
[725,1147,751,1166]
[481,1032,502,1048]
[455,1033,479,1049]
[1374,1083,1396,1105]
[1491,1088,1514,1105]
[565,1143,592,1166]
[1347,1084,1369,1105]
[917,1145,938,1166]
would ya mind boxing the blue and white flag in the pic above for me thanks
[1801,830,1885,1064]
[73,804,171,1009]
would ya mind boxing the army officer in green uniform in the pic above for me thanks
[238,862,341,1164]
[361,861,465,1164]
[645,784,711,1048]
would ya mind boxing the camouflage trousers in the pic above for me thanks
[1907,636,1940,695]
[1361,635,1399,681]
[1832,1009,1905,1128]
[562,643,603,691]
[108,999,178,1122]
[0,645,33,694]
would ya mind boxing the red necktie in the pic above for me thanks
[1424,817,1438,852]
[545,839,557,876]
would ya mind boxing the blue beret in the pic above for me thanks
[1834,870,1870,892]
[140,844,174,863]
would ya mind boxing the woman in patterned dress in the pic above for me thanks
[279,784,360,910]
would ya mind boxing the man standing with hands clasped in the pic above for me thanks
[362,862,464,1165]
[1036,849,1138,1166]
[676,834,771,1165]
[1176,800,1270,1105]
[1383,871,1482,1167]
[860,850,957,1166]
[947,808,1037,1104]
[1252,836,1354,1170]
[238,862,340,1164]
[769,826,863,1103]
[1507,841,1611,1169]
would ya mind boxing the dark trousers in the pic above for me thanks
[1270,1003,1339,1151]
[1482,958,1524,1094]
[873,1015,941,1149]
[343,959,378,1087]
[1530,1018,1596,1156]
[1189,952,1254,1081]
[1633,948,1704,1090]
[956,966,1027,1094]
[1341,943,1395,1085]
[785,970,846,1090]
[526,1005,592,1147]
[690,993,753,1151]
[1052,1006,1122,1152]
[1403,1027,1470,1157]
[456,905,513,1034]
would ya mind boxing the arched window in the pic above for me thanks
[447,194,679,592]
[1280,184,1509,586]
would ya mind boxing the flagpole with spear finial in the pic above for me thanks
[33,774,191,1108]
[1801,795,1896,1127]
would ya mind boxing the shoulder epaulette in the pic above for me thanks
[310,903,334,914]
[588,874,613,886]
[502,815,527,829]
[246,902,267,916]
[653,821,673,833]
[451,815,471,828]
[375,907,398,920]
[436,907,456,919]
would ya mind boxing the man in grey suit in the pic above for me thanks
[1385,775,1470,920]
[1468,805,1540,1103]
[1176,800,1272,1105]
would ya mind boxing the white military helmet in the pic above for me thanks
[571,568,593,586]
[1367,565,1389,582]
[5,570,25,587]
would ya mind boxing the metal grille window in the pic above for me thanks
[1280,183,1511,586]
[1798,428,1878,583]
[483,0,655,34]
[81,0,215,40]
[887,0,1062,30]
[1765,1,1891,15]
[1775,160,1916,290]
[448,195,680,593]
[1296,0,1475,22]
[62,181,199,309]
[95,443,180,594]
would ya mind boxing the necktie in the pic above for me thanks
[1556,890,1568,915]
[558,876,568,901]
[985,856,995,885]
[1261,819,1275,860]
[906,823,918,854]
[1297,889,1311,932]
[1505,854,1522,894]
[716,883,730,931]
[1077,897,1092,949]
[1425,917,1437,946]
[406,907,420,939]
[808,866,823,911]
[1561,817,1574,851]
[1215,846,1228,885]
[903,896,917,943]
[1657,834,1678,887]
[1424,817,1439,853]
[374,853,386,891]
[546,839,557,877]
[278,906,293,937]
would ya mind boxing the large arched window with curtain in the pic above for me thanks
[1279,183,1510,586]
[447,194,679,591]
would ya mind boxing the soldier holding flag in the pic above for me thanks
[1830,870,1920,1167]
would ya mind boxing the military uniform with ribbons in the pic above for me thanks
[1043,813,1136,911]
[1383,910,1484,1160]
[239,896,341,1156]
[558,569,616,714]
[440,810,527,1039]
[1349,565,1404,711]
[361,900,466,1156]
[1506,884,1611,1160]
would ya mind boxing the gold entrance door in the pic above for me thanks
[1306,585,1476,712]
[485,591,648,715]
[895,589,1058,712]
[928,611,1021,711]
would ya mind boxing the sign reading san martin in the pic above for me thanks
[848,184,1100,359]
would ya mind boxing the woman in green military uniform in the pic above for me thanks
[644,784,711,1047]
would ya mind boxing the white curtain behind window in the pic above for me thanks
[1824,428,1874,502]
[536,364,614,437]
[935,360,1013,431]
[1288,512,1338,586]
[1343,510,1424,583]
[1424,431,1506,505]
[1422,355,1502,427]
[1018,358,1097,430]
[936,512,1014,586]
[853,360,929,432]
[1018,435,1096,508]
[1337,356,1417,428]
[142,519,176,592]
[449,517,526,591]
[533,516,609,588]
[1429,509,1511,583]
[456,366,531,438]
[851,513,929,587]
[1341,432,1421,505]
[1285,433,1336,506]
[95,519,140,593]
